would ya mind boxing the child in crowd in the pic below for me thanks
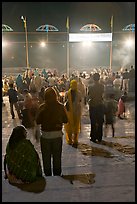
[104,94,118,137]
[117,92,127,119]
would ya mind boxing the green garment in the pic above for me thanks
[6,139,42,183]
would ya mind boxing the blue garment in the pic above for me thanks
[16,74,23,89]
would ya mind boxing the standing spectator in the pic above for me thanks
[35,74,42,92]
[47,74,56,87]
[7,83,21,119]
[3,81,9,96]
[25,73,31,91]
[104,94,118,137]
[34,68,39,76]
[21,91,39,143]
[41,77,49,89]
[38,86,45,105]
[77,77,87,108]
[117,92,127,119]
[16,74,23,92]
[64,80,82,147]
[113,72,121,90]
[36,87,68,176]
[8,75,14,85]
[30,75,37,93]
[122,68,129,93]
[22,79,29,91]
[128,65,135,92]
[87,73,105,143]
[42,68,48,79]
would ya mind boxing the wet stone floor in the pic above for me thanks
[2,96,135,201]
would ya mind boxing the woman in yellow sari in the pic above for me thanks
[64,80,82,147]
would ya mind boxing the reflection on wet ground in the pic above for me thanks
[75,142,114,158]
[62,173,95,185]
[2,98,135,181]
[72,140,135,157]
[99,140,135,154]
[114,135,134,139]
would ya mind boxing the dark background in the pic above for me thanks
[2,2,135,74]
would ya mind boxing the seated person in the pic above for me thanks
[4,125,43,185]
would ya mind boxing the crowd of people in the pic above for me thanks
[2,65,135,187]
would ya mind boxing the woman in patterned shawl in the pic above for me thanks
[4,125,43,185]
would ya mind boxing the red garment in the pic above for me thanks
[118,99,125,115]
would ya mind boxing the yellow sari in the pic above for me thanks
[64,80,81,145]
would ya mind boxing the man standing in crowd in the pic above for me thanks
[7,83,22,119]
[87,73,105,143]
[128,65,135,92]
[122,68,129,93]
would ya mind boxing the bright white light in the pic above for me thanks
[82,41,92,47]
[40,41,46,47]
[69,33,112,42]
[21,16,26,24]
[125,38,134,48]
[2,40,8,47]
[21,16,24,20]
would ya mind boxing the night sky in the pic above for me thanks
[2,2,135,32]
